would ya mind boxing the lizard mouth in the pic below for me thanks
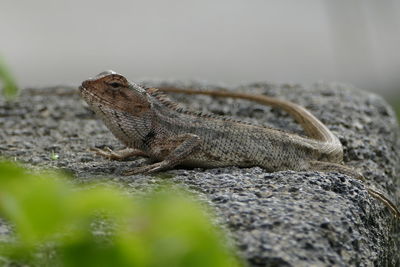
[78,85,86,97]
[79,84,114,108]
[78,85,90,99]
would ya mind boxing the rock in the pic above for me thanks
[0,81,399,266]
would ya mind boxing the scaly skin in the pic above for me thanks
[79,70,399,218]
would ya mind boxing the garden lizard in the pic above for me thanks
[79,70,400,218]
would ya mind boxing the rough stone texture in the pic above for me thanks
[0,81,399,266]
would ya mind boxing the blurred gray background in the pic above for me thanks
[1,0,399,100]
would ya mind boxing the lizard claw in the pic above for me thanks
[90,147,147,161]
[123,161,169,176]
[90,147,120,160]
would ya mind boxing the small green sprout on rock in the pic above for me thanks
[49,151,59,161]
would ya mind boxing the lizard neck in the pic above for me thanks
[90,98,155,148]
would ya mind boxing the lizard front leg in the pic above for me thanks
[91,147,147,160]
[124,134,201,175]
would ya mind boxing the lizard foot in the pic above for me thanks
[123,161,172,175]
[309,161,365,181]
[90,147,147,161]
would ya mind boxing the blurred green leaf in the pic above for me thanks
[0,170,72,245]
[0,161,242,267]
[114,189,240,267]
[395,102,400,122]
[388,97,400,122]
[0,57,19,101]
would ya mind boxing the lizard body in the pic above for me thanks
[79,70,399,218]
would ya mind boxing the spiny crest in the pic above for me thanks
[98,72,129,86]
[147,87,297,134]
[144,87,260,126]
[145,87,181,110]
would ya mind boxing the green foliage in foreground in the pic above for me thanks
[0,161,240,267]
[0,57,19,101]
[394,101,400,123]
[387,97,400,123]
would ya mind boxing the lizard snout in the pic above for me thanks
[81,80,91,89]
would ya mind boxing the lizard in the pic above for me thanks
[79,70,400,218]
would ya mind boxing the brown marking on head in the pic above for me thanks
[80,70,151,115]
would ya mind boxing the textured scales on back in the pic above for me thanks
[79,70,400,218]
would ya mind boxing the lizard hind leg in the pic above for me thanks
[309,160,364,181]
[309,160,400,219]
[123,134,201,175]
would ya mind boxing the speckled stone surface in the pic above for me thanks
[0,81,399,266]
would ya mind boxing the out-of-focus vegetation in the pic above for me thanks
[0,57,19,101]
[0,160,241,267]
[388,97,400,123]
[394,101,400,123]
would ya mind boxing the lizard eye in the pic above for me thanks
[109,82,122,88]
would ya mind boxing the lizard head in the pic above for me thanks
[80,70,151,115]
[79,71,153,146]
